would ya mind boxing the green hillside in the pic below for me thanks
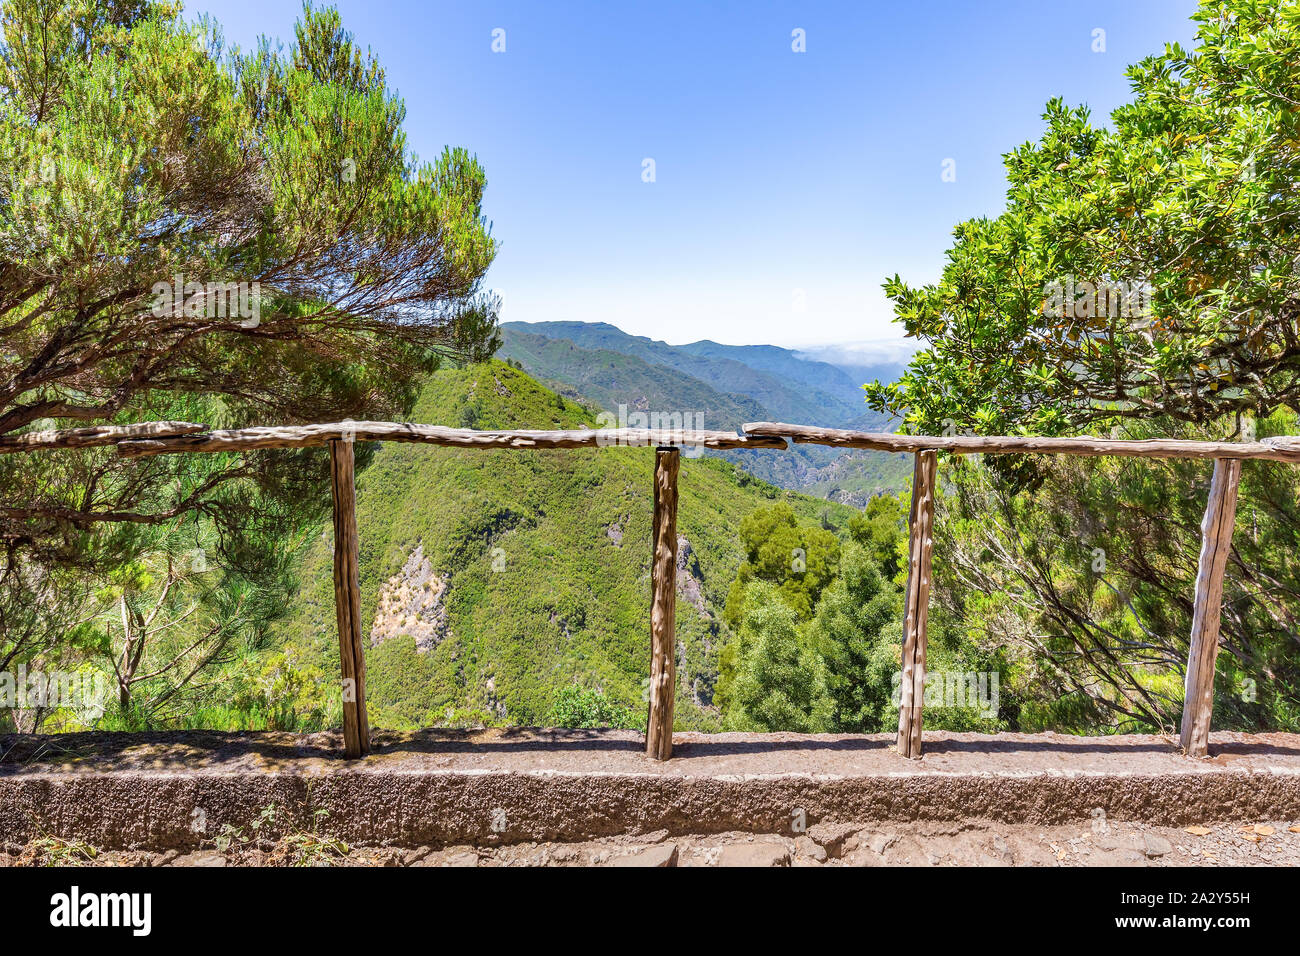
[272,360,856,731]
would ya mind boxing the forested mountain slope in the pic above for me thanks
[272,360,856,730]
[499,323,910,503]
[503,320,883,426]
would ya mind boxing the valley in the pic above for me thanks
[268,359,859,731]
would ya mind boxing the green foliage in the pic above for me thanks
[269,360,853,734]
[847,492,909,584]
[0,0,498,714]
[724,504,840,627]
[19,835,98,867]
[933,412,1300,734]
[270,808,349,867]
[212,803,280,853]
[720,582,834,733]
[859,0,1300,735]
[720,530,1001,734]
[868,0,1300,436]
[809,542,904,731]
[550,685,642,730]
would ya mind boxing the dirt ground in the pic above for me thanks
[9,727,1300,780]
[6,817,1299,867]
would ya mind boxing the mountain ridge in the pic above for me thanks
[498,320,911,503]
[503,320,884,428]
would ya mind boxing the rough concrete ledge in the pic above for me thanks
[3,729,1299,850]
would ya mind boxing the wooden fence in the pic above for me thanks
[13,418,1300,761]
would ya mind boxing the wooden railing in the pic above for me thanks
[743,423,1300,759]
[14,418,1300,761]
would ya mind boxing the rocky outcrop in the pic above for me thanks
[369,546,451,653]
[484,677,506,720]
[675,535,707,616]
[673,535,721,708]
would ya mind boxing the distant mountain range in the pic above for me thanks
[497,321,912,503]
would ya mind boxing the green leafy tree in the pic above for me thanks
[867,1,1300,437]
[723,503,840,627]
[808,542,903,731]
[863,0,1300,732]
[720,581,834,732]
[847,492,908,584]
[812,540,1003,733]
[0,2,498,707]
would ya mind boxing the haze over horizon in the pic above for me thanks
[504,317,923,367]
[192,0,1198,349]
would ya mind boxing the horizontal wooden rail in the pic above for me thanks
[14,418,1293,461]
[114,422,787,457]
[0,421,206,455]
[743,422,1300,463]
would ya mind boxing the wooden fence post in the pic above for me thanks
[330,438,370,759]
[646,447,679,760]
[897,449,937,759]
[1179,457,1242,757]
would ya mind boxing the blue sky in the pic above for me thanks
[189,0,1200,351]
